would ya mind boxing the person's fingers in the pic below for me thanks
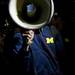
[27,34,32,38]
[27,37,33,44]
[29,30,34,40]
[22,33,29,36]
[27,36,30,40]
[23,34,33,41]
[29,30,34,36]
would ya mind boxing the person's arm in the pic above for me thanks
[13,32,23,54]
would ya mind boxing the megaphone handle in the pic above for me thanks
[26,45,30,51]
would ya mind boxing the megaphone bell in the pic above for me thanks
[9,0,54,29]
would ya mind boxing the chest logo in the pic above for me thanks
[46,37,54,44]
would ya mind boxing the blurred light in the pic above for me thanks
[4,19,9,27]
[64,38,70,42]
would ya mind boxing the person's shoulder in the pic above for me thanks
[14,32,22,38]
[40,25,60,36]
[50,25,59,35]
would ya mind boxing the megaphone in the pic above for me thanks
[9,0,54,29]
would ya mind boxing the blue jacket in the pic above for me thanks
[6,25,63,75]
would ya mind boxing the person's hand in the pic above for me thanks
[27,30,34,45]
[23,30,34,45]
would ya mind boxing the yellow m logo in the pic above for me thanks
[46,37,54,44]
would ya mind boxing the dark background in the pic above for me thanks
[0,0,74,75]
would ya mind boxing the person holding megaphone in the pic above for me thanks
[4,0,64,75]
